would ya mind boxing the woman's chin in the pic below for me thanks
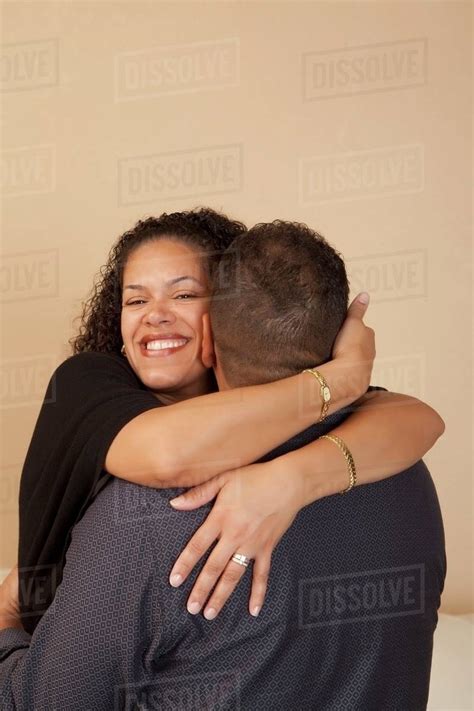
[141,371,189,393]
[138,363,202,395]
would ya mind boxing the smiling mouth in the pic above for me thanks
[140,338,190,357]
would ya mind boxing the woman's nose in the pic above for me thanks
[144,300,176,326]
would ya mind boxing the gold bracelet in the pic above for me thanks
[319,434,357,494]
[302,368,331,422]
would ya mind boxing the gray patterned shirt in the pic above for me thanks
[0,408,446,710]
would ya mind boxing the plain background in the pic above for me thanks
[0,1,471,619]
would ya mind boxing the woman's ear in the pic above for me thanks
[201,312,216,368]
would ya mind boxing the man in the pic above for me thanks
[0,221,446,709]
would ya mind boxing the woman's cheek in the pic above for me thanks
[120,311,142,357]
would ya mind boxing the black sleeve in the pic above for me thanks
[18,351,161,634]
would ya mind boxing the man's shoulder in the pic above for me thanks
[71,478,211,564]
[75,478,177,533]
[62,480,175,591]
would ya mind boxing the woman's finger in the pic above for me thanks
[185,538,238,617]
[169,474,225,510]
[346,291,370,319]
[248,551,271,617]
[202,557,249,620]
[169,517,221,588]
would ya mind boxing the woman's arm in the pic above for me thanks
[166,390,445,619]
[276,389,445,504]
[106,294,374,488]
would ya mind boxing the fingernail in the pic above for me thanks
[358,292,369,304]
[251,606,261,617]
[187,601,201,615]
[204,607,217,620]
[169,497,184,508]
[169,573,183,587]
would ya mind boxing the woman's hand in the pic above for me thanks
[0,565,23,631]
[331,292,375,398]
[168,462,304,619]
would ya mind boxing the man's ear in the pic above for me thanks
[201,312,216,368]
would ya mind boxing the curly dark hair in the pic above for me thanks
[70,207,246,354]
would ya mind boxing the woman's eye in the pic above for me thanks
[124,293,200,306]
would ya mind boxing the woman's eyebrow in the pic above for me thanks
[166,275,204,287]
[123,276,204,291]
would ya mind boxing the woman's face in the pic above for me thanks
[121,238,213,402]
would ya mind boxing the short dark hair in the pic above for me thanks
[210,220,349,387]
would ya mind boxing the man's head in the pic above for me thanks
[208,220,349,389]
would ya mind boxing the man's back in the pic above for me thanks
[10,410,444,711]
[113,461,444,710]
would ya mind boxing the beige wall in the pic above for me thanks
[0,1,471,613]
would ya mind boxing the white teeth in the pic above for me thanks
[145,339,187,351]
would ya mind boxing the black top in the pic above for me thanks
[18,351,161,633]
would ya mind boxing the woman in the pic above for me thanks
[13,207,444,633]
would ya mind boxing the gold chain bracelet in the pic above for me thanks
[319,434,357,494]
